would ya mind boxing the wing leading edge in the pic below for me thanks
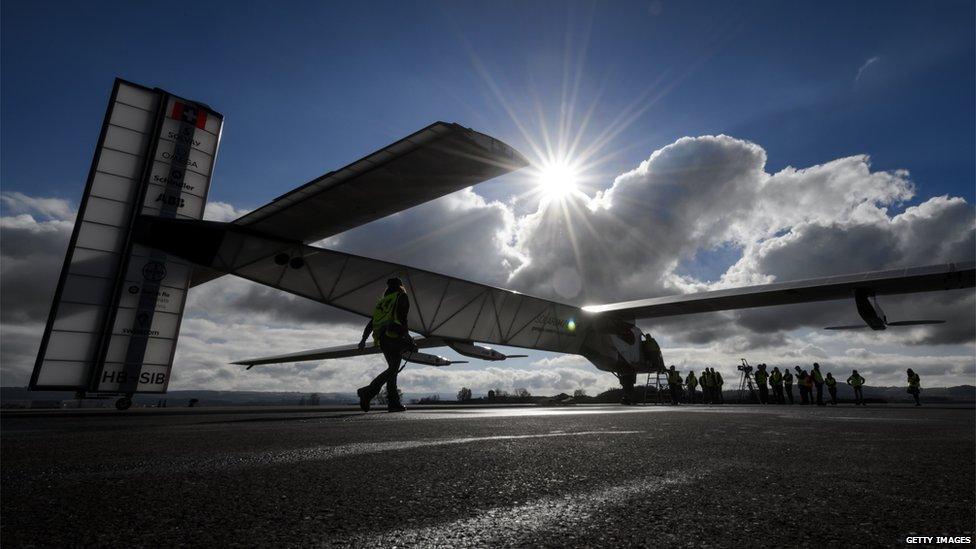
[232,122,528,243]
[581,262,975,320]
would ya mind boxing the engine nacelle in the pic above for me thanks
[401,351,464,367]
[445,341,527,361]
[854,289,887,330]
[446,341,506,361]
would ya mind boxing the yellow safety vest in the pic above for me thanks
[908,373,920,388]
[847,375,864,387]
[371,292,403,343]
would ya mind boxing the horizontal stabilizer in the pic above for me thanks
[824,325,870,330]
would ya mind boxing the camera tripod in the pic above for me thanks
[737,358,758,404]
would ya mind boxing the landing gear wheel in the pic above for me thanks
[115,397,132,411]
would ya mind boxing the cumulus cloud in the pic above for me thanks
[505,135,973,350]
[203,201,250,222]
[3,134,973,393]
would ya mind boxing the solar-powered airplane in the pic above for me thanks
[30,80,975,409]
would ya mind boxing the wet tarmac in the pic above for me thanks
[2,404,974,547]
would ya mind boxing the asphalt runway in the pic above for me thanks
[3,404,974,547]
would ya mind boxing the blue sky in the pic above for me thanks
[2,1,974,393]
[3,0,973,209]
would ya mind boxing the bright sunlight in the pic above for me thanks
[536,160,580,201]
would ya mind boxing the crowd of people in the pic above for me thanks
[664,363,924,406]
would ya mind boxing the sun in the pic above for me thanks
[536,160,580,201]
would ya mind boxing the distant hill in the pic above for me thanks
[3,384,973,409]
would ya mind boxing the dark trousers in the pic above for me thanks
[828,386,837,405]
[799,386,809,405]
[815,382,824,405]
[757,384,769,404]
[852,386,863,405]
[364,339,405,404]
[669,384,681,404]
[785,384,794,404]
[772,384,784,404]
[687,387,696,404]
[909,387,920,405]
[716,386,724,404]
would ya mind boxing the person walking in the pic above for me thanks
[357,277,417,413]
[714,368,725,404]
[812,363,826,406]
[686,370,699,404]
[783,368,795,404]
[907,368,922,406]
[667,365,683,405]
[847,370,865,406]
[754,364,770,404]
[770,367,784,404]
[825,372,838,405]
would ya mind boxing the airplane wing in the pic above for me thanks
[231,122,527,243]
[581,262,975,320]
[232,337,446,367]
[139,217,590,356]
[190,122,527,288]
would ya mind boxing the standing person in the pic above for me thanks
[801,369,814,405]
[825,373,838,406]
[847,370,865,406]
[686,370,699,404]
[357,278,417,413]
[700,367,713,404]
[812,363,826,406]
[714,368,725,404]
[770,367,784,404]
[795,366,808,405]
[667,365,683,405]
[907,368,922,406]
[783,368,795,404]
[754,364,770,404]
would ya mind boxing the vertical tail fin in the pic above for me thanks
[29,79,223,395]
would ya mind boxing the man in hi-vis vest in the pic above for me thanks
[357,277,417,412]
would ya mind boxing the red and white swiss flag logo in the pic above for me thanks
[170,101,207,129]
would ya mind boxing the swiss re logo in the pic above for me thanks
[142,261,167,282]
[170,101,207,129]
